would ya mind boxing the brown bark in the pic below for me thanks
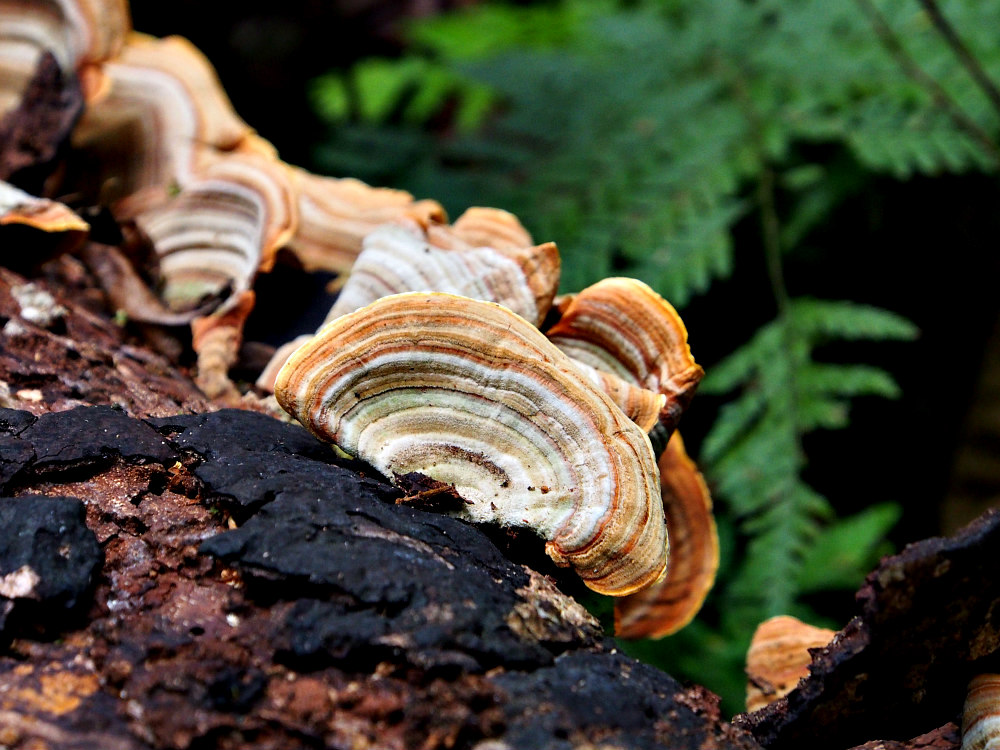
[0,257,760,749]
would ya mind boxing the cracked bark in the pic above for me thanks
[0,266,761,749]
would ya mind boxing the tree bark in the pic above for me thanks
[0,261,762,749]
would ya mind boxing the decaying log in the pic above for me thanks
[845,724,961,750]
[0,402,762,750]
[0,264,210,417]
[0,262,762,749]
[737,510,1000,750]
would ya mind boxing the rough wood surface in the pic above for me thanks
[0,400,763,750]
[736,511,1000,750]
[0,264,211,417]
[0,263,758,750]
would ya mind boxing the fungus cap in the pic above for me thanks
[547,278,703,433]
[0,181,88,236]
[285,167,446,276]
[325,219,558,328]
[275,292,667,596]
[963,674,1000,750]
[614,432,718,638]
[745,615,836,712]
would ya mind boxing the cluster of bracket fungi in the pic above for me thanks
[0,0,720,637]
[7,4,1000,749]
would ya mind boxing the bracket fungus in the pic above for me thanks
[0,180,88,236]
[257,207,560,393]
[35,15,446,398]
[745,614,836,713]
[137,146,298,314]
[614,432,718,638]
[286,167,445,277]
[274,292,668,596]
[546,277,704,434]
[0,180,89,263]
[325,214,559,328]
[0,0,129,116]
[962,674,1000,750]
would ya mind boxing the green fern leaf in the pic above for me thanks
[796,503,902,592]
[790,298,920,341]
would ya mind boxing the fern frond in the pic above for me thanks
[798,363,903,399]
[790,298,920,341]
[796,503,902,592]
[700,297,910,627]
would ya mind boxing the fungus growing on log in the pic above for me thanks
[0,0,130,116]
[324,218,559,327]
[744,615,836,713]
[962,674,1000,750]
[614,432,718,638]
[72,33,252,215]
[138,147,297,314]
[547,277,704,434]
[274,292,667,596]
[257,208,561,393]
[285,167,445,276]
[424,207,561,326]
[445,206,535,249]
[59,27,444,398]
[0,180,88,236]
[0,180,89,261]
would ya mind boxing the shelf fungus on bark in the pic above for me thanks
[257,209,560,393]
[962,674,1000,750]
[614,432,718,638]
[0,180,89,261]
[324,216,560,328]
[546,278,704,435]
[0,180,88,236]
[0,0,130,116]
[285,167,445,277]
[274,292,668,596]
[745,615,836,713]
[72,33,253,216]
[444,206,535,250]
[137,146,297,314]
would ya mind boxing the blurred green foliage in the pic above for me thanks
[310,0,1000,713]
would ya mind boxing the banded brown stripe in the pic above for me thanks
[427,208,560,326]
[74,34,252,216]
[137,149,296,313]
[963,674,1000,750]
[0,0,129,115]
[547,277,704,433]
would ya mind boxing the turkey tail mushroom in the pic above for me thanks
[546,278,703,435]
[257,209,560,393]
[614,432,718,638]
[963,674,1000,750]
[284,167,445,277]
[0,180,88,236]
[448,206,534,249]
[745,615,836,713]
[274,292,667,596]
[0,0,130,116]
[137,147,297,314]
[325,218,559,328]
[71,33,253,216]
